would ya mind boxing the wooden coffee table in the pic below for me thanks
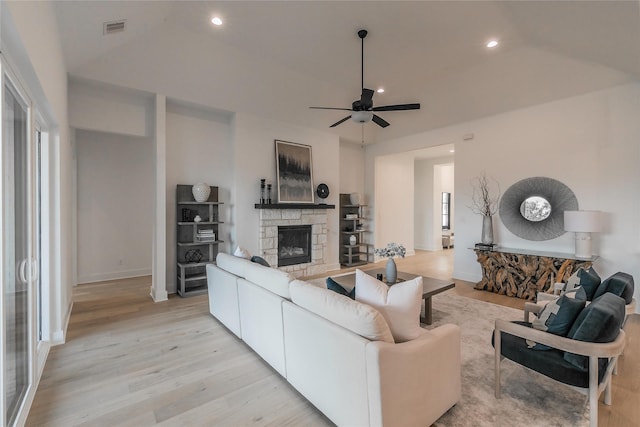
[330,268,455,325]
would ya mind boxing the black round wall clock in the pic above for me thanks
[316,183,330,203]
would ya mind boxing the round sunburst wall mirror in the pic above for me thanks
[499,177,578,241]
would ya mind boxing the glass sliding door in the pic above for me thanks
[2,72,33,427]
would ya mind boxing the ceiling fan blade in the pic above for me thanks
[330,116,352,127]
[360,88,374,107]
[372,114,390,128]
[309,107,353,111]
[372,103,421,112]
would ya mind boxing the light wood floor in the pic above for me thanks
[27,250,639,426]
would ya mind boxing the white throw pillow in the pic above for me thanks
[355,269,423,342]
[233,245,251,259]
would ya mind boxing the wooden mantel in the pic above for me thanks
[254,203,335,209]
[473,247,597,300]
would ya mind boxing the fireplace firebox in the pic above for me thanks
[278,225,312,266]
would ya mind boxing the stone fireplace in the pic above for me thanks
[257,207,331,277]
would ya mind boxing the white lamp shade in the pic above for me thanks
[351,111,373,123]
[564,210,601,232]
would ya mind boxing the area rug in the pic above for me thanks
[427,292,589,427]
[307,277,590,426]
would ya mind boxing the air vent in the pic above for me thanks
[103,20,126,35]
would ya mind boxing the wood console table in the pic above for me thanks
[473,247,597,300]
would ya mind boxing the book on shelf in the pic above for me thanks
[475,243,497,250]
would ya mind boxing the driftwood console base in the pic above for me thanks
[473,248,595,300]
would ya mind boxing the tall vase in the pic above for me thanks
[481,215,494,245]
[386,258,397,285]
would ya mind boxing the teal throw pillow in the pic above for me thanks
[564,293,625,370]
[527,295,586,350]
[250,255,270,267]
[593,272,634,304]
[566,267,601,301]
[326,277,355,300]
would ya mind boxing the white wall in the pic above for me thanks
[414,157,454,251]
[76,130,153,283]
[69,79,150,137]
[232,113,340,270]
[370,83,640,308]
[374,152,415,256]
[165,102,233,293]
[339,141,366,196]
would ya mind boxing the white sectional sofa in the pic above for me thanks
[206,253,461,426]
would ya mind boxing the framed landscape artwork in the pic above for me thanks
[275,140,314,203]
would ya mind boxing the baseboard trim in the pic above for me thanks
[52,300,73,345]
[150,285,169,302]
[453,270,481,283]
[78,268,152,284]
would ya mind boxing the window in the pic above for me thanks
[442,192,451,230]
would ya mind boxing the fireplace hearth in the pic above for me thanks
[278,225,312,267]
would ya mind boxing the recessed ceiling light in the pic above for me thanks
[211,16,223,26]
[487,40,499,48]
[377,88,385,93]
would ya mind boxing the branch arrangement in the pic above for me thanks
[470,174,501,217]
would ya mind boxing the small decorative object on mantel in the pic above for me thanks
[375,242,406,285]
[316,183,330,204]
[469,174,501,245]
[260,178,266,204]
[192,182,211,203]
[267,183,272,204]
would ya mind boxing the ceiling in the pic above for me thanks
[52,1,640,145]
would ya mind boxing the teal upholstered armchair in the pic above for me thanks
[493,293,627,427]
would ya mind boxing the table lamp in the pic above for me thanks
[563,210,601,258]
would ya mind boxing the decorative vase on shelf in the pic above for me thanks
[350,192,361,206]
[385,258,397,285]
[192,183,211,202]
[481,215,494,245]
[349,235,357,245]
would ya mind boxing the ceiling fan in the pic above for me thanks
[310,29,420,128]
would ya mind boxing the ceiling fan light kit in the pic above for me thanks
[309,29,420,129]
[352,111,373,123]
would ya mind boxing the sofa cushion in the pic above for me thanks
[565,267,600,300]
[244,262,293,299]
[564,293,625,370]
[593,272,634,304]
[528,295,585,350]
[326,277,355,300]
[289,280,394,343]
[354,269,423,343]
[216,252,252,278]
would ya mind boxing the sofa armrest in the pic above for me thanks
[495,319,626,358]
[365,324,461,427]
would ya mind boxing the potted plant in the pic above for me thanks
[374,242,406,284]
[470,174,501,245]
